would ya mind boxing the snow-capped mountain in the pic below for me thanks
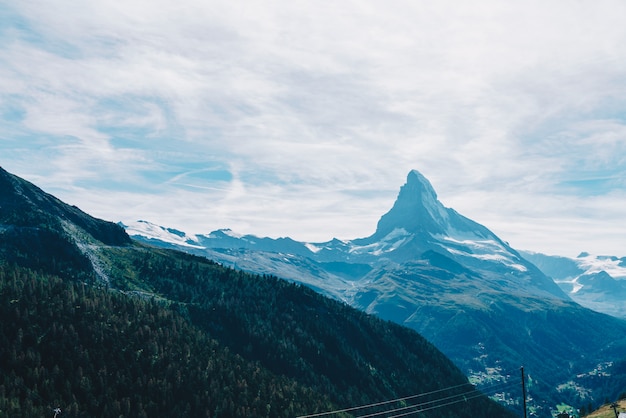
[125,169,626,415]
[127,170,566,301]
[521,251,626,319]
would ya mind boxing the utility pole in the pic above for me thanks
[521,367,528,418]
[611,402,619,418]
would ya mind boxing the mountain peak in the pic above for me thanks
[406,169,438,199]
[372,170,448,238]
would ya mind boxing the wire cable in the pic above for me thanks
[297,379,518,418]
[384,389,502,418]
[295,382,474,418]
[354,381,518,418]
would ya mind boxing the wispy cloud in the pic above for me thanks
[2,0,626,256]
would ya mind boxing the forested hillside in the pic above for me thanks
[0,248,515,417]
[0,265,331,417]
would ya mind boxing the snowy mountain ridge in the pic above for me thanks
[575,253,626,279]
[126,170,535,284]
[123,220,202,248]
[521,250,626,318]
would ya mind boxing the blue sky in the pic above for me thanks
[2,1,626,257]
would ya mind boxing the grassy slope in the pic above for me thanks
[585,399,626,418]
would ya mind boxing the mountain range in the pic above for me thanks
[126,169,626,416]
[521,251,626,319]
[0,165,515,417]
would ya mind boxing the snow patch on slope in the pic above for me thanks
[349,228,412,256]
[217,229,245,239]
[437,235,527,272]
[125,220,203,248]
[304,243,322,253]
[576,254,626,279]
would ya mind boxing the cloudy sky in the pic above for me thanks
[2,1,626,257]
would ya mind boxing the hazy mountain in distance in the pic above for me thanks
[521,250,626,319]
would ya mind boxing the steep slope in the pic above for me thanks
[0,166,130,281]
[521,251,626,319]
[0,166,514,418]
[127,170,626,417]
[0,166,130,246]
[348,170,568,302]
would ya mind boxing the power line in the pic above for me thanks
[297,379,518,418]
[384,388,507,418]
[355,381,518,418]
[365,381,518,418]
[356,390,479,418]
[295,382,474,418]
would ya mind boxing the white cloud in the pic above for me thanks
[3,0,626,256]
